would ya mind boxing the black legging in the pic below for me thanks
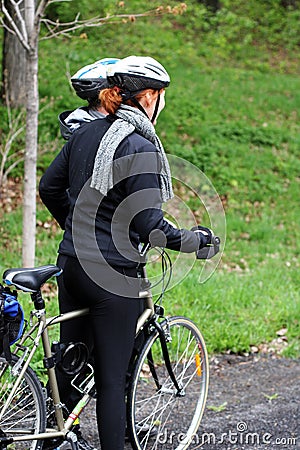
[56,254,144,450]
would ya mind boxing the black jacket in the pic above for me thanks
[39,116,201,267]
[58,107,106,140]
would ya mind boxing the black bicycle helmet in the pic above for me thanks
[71,58,120,100]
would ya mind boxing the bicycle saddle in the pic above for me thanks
[3,265,62,293]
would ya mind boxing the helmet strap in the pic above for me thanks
[151,93,160,124]
[125,91,160,124]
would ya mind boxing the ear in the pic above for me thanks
[144,90,155,107]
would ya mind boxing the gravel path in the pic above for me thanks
[78,354,299,450]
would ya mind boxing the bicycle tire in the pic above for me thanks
[0,355,46,450]
[127,316,209,450]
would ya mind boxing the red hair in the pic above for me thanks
[100,88,160,115]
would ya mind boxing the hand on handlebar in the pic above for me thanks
[191,225,221,259]
[191,226,213,247]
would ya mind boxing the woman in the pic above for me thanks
[39,55,212,450]
[59,57,119,140]
[45,57,119,450]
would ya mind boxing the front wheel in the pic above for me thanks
[0,355,46,450]
[127,316,209,450]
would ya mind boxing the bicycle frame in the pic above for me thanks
[0,237,220,450]
[0,247,206,450]
[0,273,156,447]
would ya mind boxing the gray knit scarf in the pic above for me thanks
[90,105,173,202]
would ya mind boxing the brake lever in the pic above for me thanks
[196,236,220,260]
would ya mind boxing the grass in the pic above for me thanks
[163,261,300,357]
[1,0,300,358]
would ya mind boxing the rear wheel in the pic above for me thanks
[127,316,209,450]
[0,355,46,449]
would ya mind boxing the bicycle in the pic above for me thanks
[0,235,220,450]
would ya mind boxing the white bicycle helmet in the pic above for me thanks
[106,56,170,96]
[71,57,120,100]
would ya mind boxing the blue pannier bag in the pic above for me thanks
[0,284,25,361]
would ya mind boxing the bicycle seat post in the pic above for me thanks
[31,290,45,310]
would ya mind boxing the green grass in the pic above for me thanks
[163,261,300,357]
[1,0,300,358]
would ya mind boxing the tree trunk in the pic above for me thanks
[22,0,39,267]
[22,49,38,266]
[1,0,26,107]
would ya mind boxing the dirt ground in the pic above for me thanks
[191,354,299,450]
[80,354,299,450]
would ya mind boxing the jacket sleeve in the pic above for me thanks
[122,146,203,253]
[39,143,70,229]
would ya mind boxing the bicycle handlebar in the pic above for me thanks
[140,234,221,260]
[195,235,220,260]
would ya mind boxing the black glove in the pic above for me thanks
[191,226,220,259]
[191,225,213,248]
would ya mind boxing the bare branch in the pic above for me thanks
[0,16,16,35]
[0,121,25,187]
[35,0,50,24]
[1,0,30,50]
[39,6,187,40]
[0,77,26,187]
[47,0,71,4]
[6,150,24,162]
[2,153,25,184]
[9,0,28,41]
[4,127,25,153]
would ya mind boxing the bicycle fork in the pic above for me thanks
[148,320,185,397]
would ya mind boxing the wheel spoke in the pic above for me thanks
[0,356,46,449]
[128,317,209,449]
